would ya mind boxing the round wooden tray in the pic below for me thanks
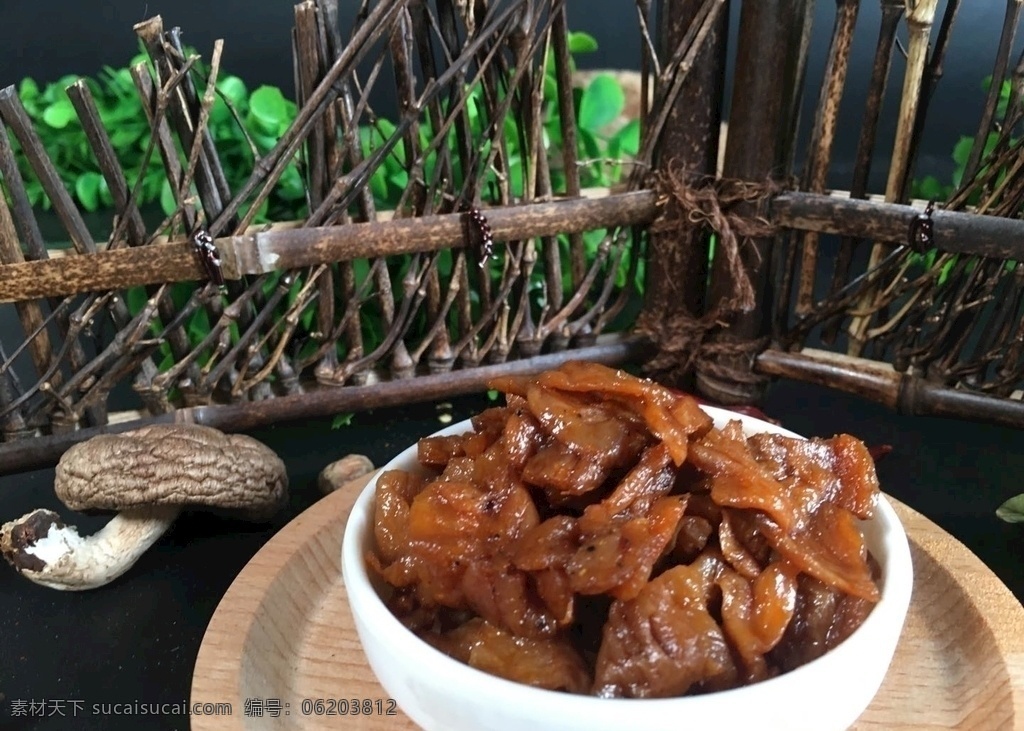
[191,474,1024,731]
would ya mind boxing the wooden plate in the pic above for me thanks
[191,475,1024,730]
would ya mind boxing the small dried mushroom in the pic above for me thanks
[318,454,375,495]
[0,424,288,591]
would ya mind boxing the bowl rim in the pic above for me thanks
[341,405,914,712]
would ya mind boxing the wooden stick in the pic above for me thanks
[795,0,859,315]
[899,0,960,199]
[552,3,585,293]
[0,334,652,475]
[755,347,1024,428]
[822,0,904,344]
[847,0,939,355]
[135,18,227,225]
[960,0,1022,186]
[0,190,659,304]
[697,0,814,405]
[0,184,55,384]
[771,192,1024,259]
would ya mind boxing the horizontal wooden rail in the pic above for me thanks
[3,187,1021,306]
[0,333,652,476]
[772,192,1024,260]
[756,347,1024,428]
[0,190,660,304]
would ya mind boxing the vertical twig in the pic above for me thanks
[0,191,55,390]
[822,0,905,345]
[960,0,1022,186]
[899,0,960,198]
[794,0,860,316]
[67,79,195,408]
[847,0,940,356]
[551,3,585,297]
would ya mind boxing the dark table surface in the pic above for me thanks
[2,378,1023,731]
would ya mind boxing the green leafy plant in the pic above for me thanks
[909,76,1015,287]
[11,32,645,403]
[14,45,305,224]
[913,75,1010,203]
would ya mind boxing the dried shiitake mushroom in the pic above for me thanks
[0,424,288,591]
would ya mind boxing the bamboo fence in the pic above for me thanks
[0,0,1021,475]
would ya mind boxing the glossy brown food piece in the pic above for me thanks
[369,361,883,698]
[426,618,592,693]
[593,561,738,698]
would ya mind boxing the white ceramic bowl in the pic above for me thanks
[341,407,913,731]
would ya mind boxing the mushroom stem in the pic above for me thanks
[0,505,182,591]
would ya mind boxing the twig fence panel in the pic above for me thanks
[0,0,1020,475]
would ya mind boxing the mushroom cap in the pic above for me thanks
[54,424,288,522]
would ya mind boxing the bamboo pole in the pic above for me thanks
[6,187,1024,307]
[696,0,814,405]
[755,348,1024,428]
[847,0,940,356]
[795,0,860,316]
[822,0,905,344]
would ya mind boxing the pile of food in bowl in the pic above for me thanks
[342,361,911,731]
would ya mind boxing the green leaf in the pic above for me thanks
[996,494,1024,523]
[916,175,945,201]
[583,228,606,257]
[109,124,144,149]
[75,172,102,212]
[369,167,389,202]
[250,131,280,152]
[125,286,149,316]
[611,119,640,157]
[331,412,354,429]
[388,169,409,191]
[218,75,248,106]
[19,77,40,100]
[159,178,178,216]
[542,73,558,102]
[187,308,212,343]
[97,175,113,207]
[567,31,599,54]
[249,85,288,133]
[487,389,500,402]
[937,256,956,286]
[579,127,603,162]
[278,164,306,201]
[578,74,624,132]
[42,99,77,129]
[634,256,646,294]
[951,135,974,167]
